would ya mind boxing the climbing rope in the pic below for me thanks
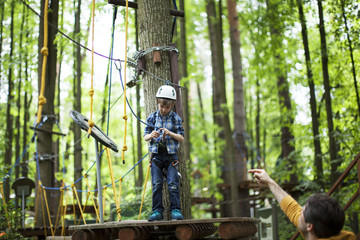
[84,174,100,222]
[72,184,86,225]
[138,162,151,220]
[42,185,55,237]
[36,0,49,124]
[121,0,130,165]
[105,147,121,220]
[87,0,96,136]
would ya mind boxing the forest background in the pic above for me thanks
[0,0,359,237]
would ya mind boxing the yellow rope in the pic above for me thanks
[34,181,43,226]
[138,162,151,220]
[36,0,49,124]
[53,186,64,230]
[102,187,107,217]
[71,184,86,225]
[42,186,55,236]
[118,178,123,220]
[77,192,90,225]
[121,0,130,164]
[87,0,96,135]
[0,183,11,228]
[105,147,121,220]
[41,187,47,238]
[72,188,76,225]
[84,175,100,222]
[61,189,68,236]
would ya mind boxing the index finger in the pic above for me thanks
[248,169,263,173]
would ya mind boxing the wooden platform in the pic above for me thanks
[69,217,260,240]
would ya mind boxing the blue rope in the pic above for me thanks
[115,63,157,129]
[106,6,118,135]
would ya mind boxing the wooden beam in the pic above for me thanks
[108,0,185,17]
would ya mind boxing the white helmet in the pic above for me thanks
[156,85,176,100]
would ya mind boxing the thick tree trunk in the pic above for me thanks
[297,0,323,186]
[0,0,4,85]
[35,0,59,227]
[206,0,239,217]
[266,0,297,184]
[226,0,249,217]
[4,0,16,203]
[138,0,190,220]
[317,0,339,184]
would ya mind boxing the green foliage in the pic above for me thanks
[0,202,29,240]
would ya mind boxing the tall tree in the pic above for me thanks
[35,0,59,227]
[73,0,83,204]
[206,0,239,217]
[179,0,191,167]
[266,0,298,184]
[297,0,323,185]
[138,0,191,219]
[317,0,339,184]
[340,0,360,116]
[226,0,249,217]
[4,0,16,202]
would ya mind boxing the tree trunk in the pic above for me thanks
[73,0,83,204]
[206,0,239,217]
[134,6,143,190]
[226,0,249,217]
[179,0,191,167]
[340,0,360,116]
[297,0,323,186]
[138,0,190,220]
[0,0,4,85]
[4,0,16,203]
[22,6,31,178]
[317,0,339,184]
[35,0,59,227]
[266,0,297,184]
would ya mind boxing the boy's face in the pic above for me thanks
[158,103,172,116]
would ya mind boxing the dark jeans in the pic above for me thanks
[151,152,181,212]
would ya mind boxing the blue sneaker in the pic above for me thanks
[171,209,183,220]
[148,211,163,221]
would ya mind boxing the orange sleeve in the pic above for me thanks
[279,195,303,227]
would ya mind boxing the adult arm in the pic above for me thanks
[248,169,288,204]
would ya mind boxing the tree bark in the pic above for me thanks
[297,0,323,186]
[317,0,339,184]
[206,0,239,217]
[266,0,297,184]
[4,0,16,202]
[138,0,190,220]
[35,0,59,227]
[226,0,249,217]
[340,0,360,116]
[179,0,191,167]
[73,0,83,204]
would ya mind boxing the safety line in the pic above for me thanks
[36,0,49,124]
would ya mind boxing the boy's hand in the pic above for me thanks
[150,130,160,139]
[160,128,171,136]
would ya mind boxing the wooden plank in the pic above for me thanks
[69,217,259,230]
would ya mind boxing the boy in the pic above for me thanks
[144,85,185,221]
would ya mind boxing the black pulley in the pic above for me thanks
[69,110,119,152]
